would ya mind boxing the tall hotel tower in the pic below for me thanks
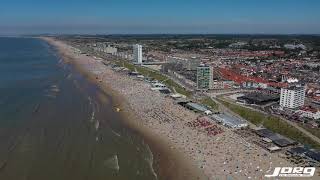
[133,44,142,64]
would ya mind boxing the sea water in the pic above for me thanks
[0,37,157,180]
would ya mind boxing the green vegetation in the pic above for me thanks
[299,125,320,140]
[200,97,218,110]
[115,60,192,97]
[219,99,320,150]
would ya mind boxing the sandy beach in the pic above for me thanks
[42,37,304,180]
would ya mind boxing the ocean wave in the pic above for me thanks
[95,120,100,130]
[89,99,95,123]
[145,144,158,180]
[44,84,60,98]
[50,85,60,92]
[104,155,120,172]
[66,74,72,79]
[90,110,95,123]
[44,94,57,98]
[111,129,121,137]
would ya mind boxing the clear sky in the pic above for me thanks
[0,0,319,34]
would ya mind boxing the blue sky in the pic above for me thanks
[0,0,319,34]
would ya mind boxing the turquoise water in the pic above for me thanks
[0,37,157,180]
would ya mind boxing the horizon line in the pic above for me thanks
[1,33,320,39]
[3,33,319,37]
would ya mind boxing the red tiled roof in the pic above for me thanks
[300,106,319,113]
[219,68,287,88]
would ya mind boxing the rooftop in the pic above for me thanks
[211,113,248,128]
[255,128,295,147]
[284,84,305,90]
[186,102,209,112]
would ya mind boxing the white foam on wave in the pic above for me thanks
[95,120,100,130]
[88,97,96,123]
[44,94,56,98]
[111,130,121,137]
[90,111,95,123]
[66,74,72,79]
[145,143,158,179]
[104,155,120,172]
[44,84,60,98]
[50,86,60,92]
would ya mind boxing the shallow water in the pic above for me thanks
[0,37,157,180]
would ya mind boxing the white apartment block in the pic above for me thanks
[280,85,305,109]
[133,44,142,64]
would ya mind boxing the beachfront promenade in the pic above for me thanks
[44,37,300,180]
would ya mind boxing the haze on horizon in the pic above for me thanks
[0,0,320,35]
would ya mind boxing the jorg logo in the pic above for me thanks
[265,167,315,177]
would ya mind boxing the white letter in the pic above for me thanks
[292,167,303,174]
[303,167,315,177]
[281,167,292,174]
[265,167,281,177]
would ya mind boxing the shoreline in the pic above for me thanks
[42,37,314,179]
[41,37,206,180]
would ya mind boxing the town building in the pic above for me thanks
[196,65,213,90]
[133,44,142,64]
[255,128,296,147]
[186,58,200,70]
[212,80,224,89]
[284,43,306,50]
[297,106,320,120]
[210,113,248,129]
[105,45,117,54]
[237,92,279,105]
[280,85,305,109]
